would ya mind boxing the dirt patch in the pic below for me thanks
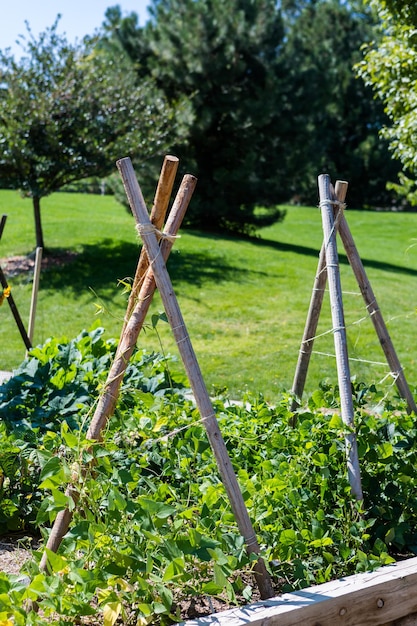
[0,250,78,278]
[0,534,39,576]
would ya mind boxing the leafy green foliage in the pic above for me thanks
[280,0,401,208]
[0,332,416,623]
[0,326,186,533]
[104,0,288,235]
[0,19,180,249]
[357,0,417,205]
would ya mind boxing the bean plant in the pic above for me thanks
[0,328,415,624]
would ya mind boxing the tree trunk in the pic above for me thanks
[33,196,44,250]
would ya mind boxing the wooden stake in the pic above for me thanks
[40,172,195,571]
[27,247,42,346]
[0,214,31,351]
[117,157,274,600]
[291,182,348,412]
[88,173,197,441]
[0,266,31,351]
[318,174,363,501]
[291,179,416,416]
[122,155,179,334]
[0,214,7,241]
[337,211,417,414]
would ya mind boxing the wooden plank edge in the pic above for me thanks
[182,556,417,626]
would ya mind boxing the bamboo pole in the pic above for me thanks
[40,173,196,570]
[318,174,362,501]
[0,266,31,351]
[27,247,43,346]
[122,155,179,335]
[290,182,348,412]
[88,173,197,440]
[0,214,32,350]
[117,157,274,600]
[0,214,7,241]
[337,212,417,414]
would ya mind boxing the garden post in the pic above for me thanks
[0,214,7,241]
[0,265,31,351]
[27,246,42,346]
[337,212,417,415]
[318,174,363,501]
[291,182,348,413]
[0,215,32,351]
[122,154,179,334]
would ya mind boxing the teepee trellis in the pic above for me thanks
[116,157,274,599]
[291,174,417,499]
[39,156,274,601]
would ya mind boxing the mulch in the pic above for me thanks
[0,251,78,278]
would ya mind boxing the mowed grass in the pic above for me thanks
[1,187,417,401]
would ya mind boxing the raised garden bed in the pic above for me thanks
[184,556,417,626]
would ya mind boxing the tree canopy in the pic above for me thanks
[357,0,417,205]
[0,1,408,245]
[0,20,179,249]
[279,0,401,207]
[103,0,401,226]
[104,0,290,234]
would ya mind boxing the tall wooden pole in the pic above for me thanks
[337,213,417,414]
[318,174,363,501]
[122,155,179,334]
[291,182,348,412]
[0,214,7,241]
[117,157,274,600]
[27,247,43,346]
[0,266,31,351]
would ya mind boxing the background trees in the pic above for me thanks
[0,21,179,250]
[102,0,401,226]
[357,0,417,205]
[0,1,409,243]
[280,0,401,207]
[105,0,289,234]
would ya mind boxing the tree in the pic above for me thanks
[279,0,401,208]
[357,1,417,205]
[103,0,288,235]
[0,19,178,250]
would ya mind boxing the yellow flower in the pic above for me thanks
[0,285,10,306]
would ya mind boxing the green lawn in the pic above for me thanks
[1,188,416,401]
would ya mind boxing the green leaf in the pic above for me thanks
[108,488,127,511]
[328,413,343,429]
[213,563,227,588]
[103,601,122,626]
[280,529,297,545]
[39,456,68,489]
[377,443,393,460]
[43,548,68,573]
[202,581,224,595]
[163,557,185,582]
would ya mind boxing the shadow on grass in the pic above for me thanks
[193,231,417,278]
[252,236,417,278]
[40,238,243,294]
[39,230,417,297]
